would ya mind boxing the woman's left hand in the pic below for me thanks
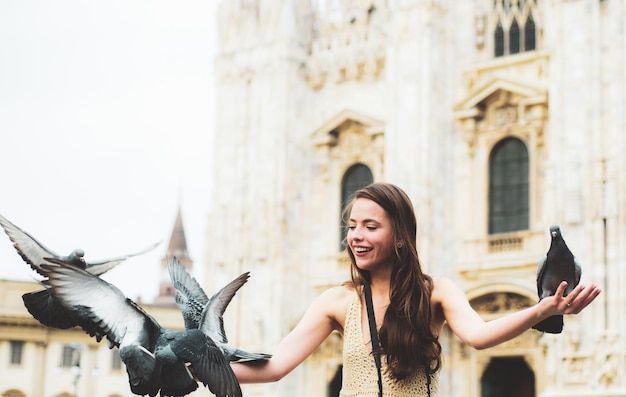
[541,281,602,316]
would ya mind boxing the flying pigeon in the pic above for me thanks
[0,212,159,330]
[167,257,272,362]
[532,225,582,334]
[38,257,245,397]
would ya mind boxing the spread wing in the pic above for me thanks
[40,259,160,349]
[0,213,60,275]
[0,212,160,277]
[198,272,250,345]
[85,241,161,276]
[167,257,209,329]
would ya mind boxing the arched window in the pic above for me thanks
[509,20,520,54]
[492,0,539,57]
[340,164,373,249]
[488,138,529,234]
[524,14,536,51]
[494,22,505,57]
[481,356,535,397]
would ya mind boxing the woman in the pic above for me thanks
[231,182,601,396]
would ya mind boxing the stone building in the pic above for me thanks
[206,1,626,396]
[2,1,624,397]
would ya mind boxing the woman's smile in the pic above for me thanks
[347,198,395,271]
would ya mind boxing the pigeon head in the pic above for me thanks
[69,249,86,262]
[55,249,87,269]
[549,225,561,237]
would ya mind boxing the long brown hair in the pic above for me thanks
[343,182,442,380]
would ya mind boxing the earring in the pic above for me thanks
[396,241,403,248]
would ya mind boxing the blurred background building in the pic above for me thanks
[0,209,209,397]
[1,0,625,396]
[205,1,625,396]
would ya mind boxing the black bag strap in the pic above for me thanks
[363,281,432,397]
[363,281,383,397]
[426,364,432,397]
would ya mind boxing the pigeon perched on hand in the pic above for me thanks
[167,257,272,362]
[532,225,582,333]
[38,257,245,397]
[0,212,159,330]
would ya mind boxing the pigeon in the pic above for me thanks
[0,212,159,330]
[38,257,245,397]
[167,257,272,362]
[532,225,582,333]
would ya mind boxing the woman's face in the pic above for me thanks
[347,198,395,273]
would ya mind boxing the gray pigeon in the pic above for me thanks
[167,257,272,362]
[532,225,582,333]
[38,257,243,397]
[0,212,159,330]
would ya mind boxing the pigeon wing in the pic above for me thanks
[167,257,209,329]
[22,288,81,329]
[169,330,242,397]
[198,272,250,344]
[0,213,158,277]
[40,259,160,349]
[0,213,60,275]
[574,256,582,285]
[85,241,161,276]
[535,254,547,299]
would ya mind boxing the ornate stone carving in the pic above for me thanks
[306,0,387,88]
[558,332,626,389]
[591,332,624,388]
[494,104,518,127]
[471,292,532,314]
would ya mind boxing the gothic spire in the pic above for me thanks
[154,206,193,305]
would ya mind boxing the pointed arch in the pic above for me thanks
[524,14,536,51]
[494,22,504,57]
[509,20,520,54]
[491,0,541,57]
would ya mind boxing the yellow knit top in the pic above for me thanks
[339,293,439,397]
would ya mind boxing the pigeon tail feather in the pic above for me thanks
[532,314,563,334]
[22,289,79,329]
[227,348,273,362]
[120,345,162,397]
[158,363,198,397]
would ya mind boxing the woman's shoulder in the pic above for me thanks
[429,276,462,303]
[313,283,356,332]
[318,283,356,303]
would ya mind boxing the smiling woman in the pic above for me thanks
[0,0,217,302]
[228,182,600,397]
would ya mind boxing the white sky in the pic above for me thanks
[0,0,218,302]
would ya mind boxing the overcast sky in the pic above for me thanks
[0,1,218,302]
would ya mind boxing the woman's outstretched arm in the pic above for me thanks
[435,277,601,350]
[231,286,351,383]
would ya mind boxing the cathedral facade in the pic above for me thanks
[206,1,626,396]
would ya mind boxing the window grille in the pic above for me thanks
[488,138,529,234]
[9,341,24,365]
[491,0,538,57]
